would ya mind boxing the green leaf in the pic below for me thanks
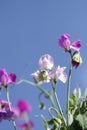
[76,114,87,129]
[73,88,81,100]
[68,88,81,116]
[41,115,49,130]
[68,111,73,126]
[68,119,82,130]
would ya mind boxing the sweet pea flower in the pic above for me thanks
[39,54,54,70]
[0,99,18,121]
[17,100,32,114]
[0,109,14,121]
[31,70,40,83]
[49,66,67,83]
[58,34,81,52]
[0,69,16,87]
[18,121,34,130]
[31,70,50,83]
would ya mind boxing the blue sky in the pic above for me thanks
[0,1,87,130]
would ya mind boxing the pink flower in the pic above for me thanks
[18,121,34,130]
[49,66,67,83]
[39,54,54,70]
[58,34,81,52]
[70,40,81,51]
[0,69,16,87]
[17,100,32,114]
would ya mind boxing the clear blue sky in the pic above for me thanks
[0,1,87,130]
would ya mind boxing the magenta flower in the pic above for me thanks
[39,54,54,70]
[70,40,81,51]
[0,99,17,121]
[58,34,81,52]
[18,121,34,130]
[0,69,16,87]
[17,100,32,114]
[49,66,67,83]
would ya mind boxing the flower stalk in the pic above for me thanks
[52,83,66,126]
[67,62,72,129]
[17,79,56,108]
[6,86,17,130]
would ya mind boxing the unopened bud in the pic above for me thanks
[72,51,82,68]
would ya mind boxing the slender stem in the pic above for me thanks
[17,79,56,108]
[52,83,66,126]
[49,95,56,108]
[67,63,72,129]
[48,107,61,119]
[6,86,17,130]
[18,79,49,96]
[54,91,66,125]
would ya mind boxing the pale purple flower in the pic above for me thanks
[11,107,20,118]
[18,121,34,130]
[39,54,54,70]
[0,69,16,87]
[17,100,32,114]
[49,66,67,83]
[58,34,81,52]
[31,70,50,83]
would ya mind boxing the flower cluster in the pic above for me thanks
[31,54,67,84]
[0,68,33,130]
[0,69,17,122]
[0,33,85,130]
[17,100,34,130]
[0,97,34,130]
[30,33,83,130]
[58,34,82,68]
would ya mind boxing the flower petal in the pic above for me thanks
[9,73,16,84]
[39,54,54,70]
[58,34,71,50]
[70,40,81,51]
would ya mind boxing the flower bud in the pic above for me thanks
[72,51,82,68]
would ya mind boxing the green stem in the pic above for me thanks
[54,91,66,125]
[48,107,61,119]
[17,79,56,108]
[6,87,17,130]
[52,84,66,126]
[67,63,72,129]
